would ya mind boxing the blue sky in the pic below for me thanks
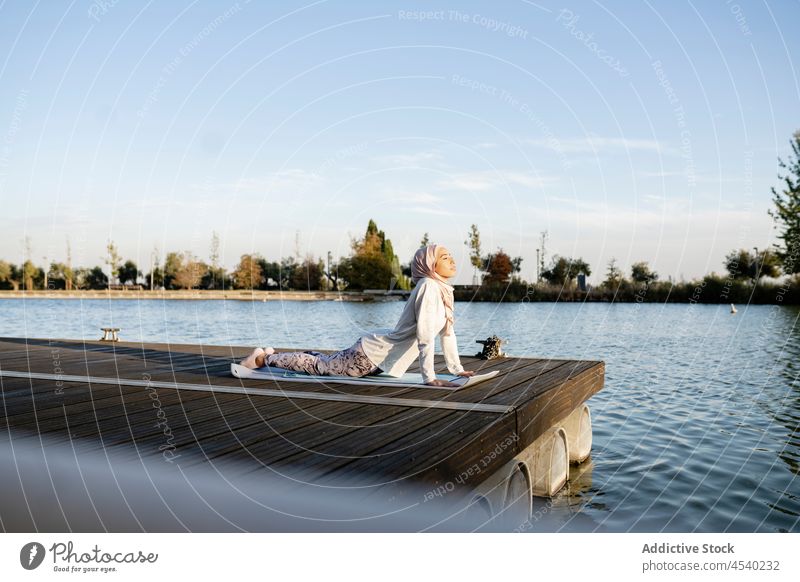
[0,0,798,284]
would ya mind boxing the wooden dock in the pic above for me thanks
[0,336,604,524]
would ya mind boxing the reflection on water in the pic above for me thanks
[0,299,798,532]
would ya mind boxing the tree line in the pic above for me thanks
[0,220,524,293]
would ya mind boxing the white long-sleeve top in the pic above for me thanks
[359,277,465,384]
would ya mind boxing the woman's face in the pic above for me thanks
[434,247,457,279]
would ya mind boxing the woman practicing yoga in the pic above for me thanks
[239,244,475,387]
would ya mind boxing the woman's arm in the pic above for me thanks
[414,281,467,386]
[440,331,465,374]
[414,281,439,384]
[440,331,475,377]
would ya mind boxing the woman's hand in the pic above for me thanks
[424,370,475,387]
[425,379,461,388]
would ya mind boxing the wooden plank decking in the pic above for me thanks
[0,337,605,501]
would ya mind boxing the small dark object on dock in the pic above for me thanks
[475,335,506,360]
[100,327,120,342]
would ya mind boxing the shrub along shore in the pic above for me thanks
[454,276,800,304]
[2,274,799,304]
[0,289,388,302]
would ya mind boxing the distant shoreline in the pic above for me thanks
[1,288,798,304]
[0,290,403,302]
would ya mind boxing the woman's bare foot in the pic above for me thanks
[240,347,265,369]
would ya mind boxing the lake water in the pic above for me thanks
[0,298,798,533]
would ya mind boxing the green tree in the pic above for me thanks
[255,257,282,289]
[631,261,658,285]
[542,255,592,287]
[22,260,38,290]
[725,249,756,280]
[753,249,781,280]
[202,266,228,290]
[280,256,298,289]
[420,232,430,247]
[726,248,781,281]
[602,257,624,288]
[232,254,263,290]
[118,260,141,285]
[338,254,393,290]
[214,265,228,288]
[173,253,207,289]
[163,252,183,289]
[482,249,514,285]
[82,266,108,290]
[464,224,483,285]
[768,130,800,275]
[290,255,324,290]
[338,219,398,290]
[104,241,122,286]
[380,231,394,266]
[146,265,164,289]
[8,264,22,290]
[62,262,74,290]
[0,260,19,290]
[357,219,388,259]
[47,262,72,289]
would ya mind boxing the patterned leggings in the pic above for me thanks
[264,338,382,377]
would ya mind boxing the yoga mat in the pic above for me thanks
[230,363,499,390]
